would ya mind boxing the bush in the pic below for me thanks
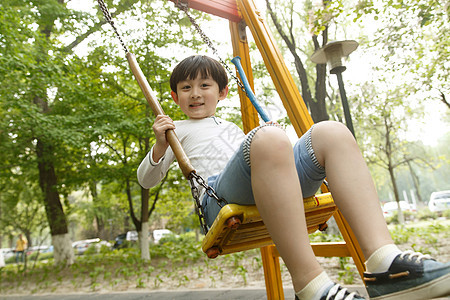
[385,210,415,224]
[150,232,203,263]
[84,244,98,255]
[99,244,111,254]
[27,251,53,262]
[441,209,450,218]
[416,208,438,221]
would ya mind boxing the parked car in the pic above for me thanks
[112,231,138,250]
[72,238,111,255]
[0,250,4,267]
[382,201,413,218]
[152,229,175,244]
[26,245,51,256]
[0,248,15,260]
[0,248,14,264]
[429,190,450,213]
[112,234,127,250]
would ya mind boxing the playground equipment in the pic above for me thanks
[97,0,366,298]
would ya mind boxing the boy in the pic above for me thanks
[138,55,450,300]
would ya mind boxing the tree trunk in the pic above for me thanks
[406,160,423,203]
[126,178,141,232]
[312,32,330,122]
[139,222,150,260]
[90,181,106,238]
[34,96,74,265]
[387,164,404,224]
[265,0,329,123]
[384,116,404,224]
[52,233,74,265]
[140,186,150,260]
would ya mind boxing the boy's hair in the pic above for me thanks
[170,55,228,93]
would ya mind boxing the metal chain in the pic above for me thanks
[188,175,208,235]
[97,0,129,53]
[175,2,249,234]
[174,2,247,94]
[188,172,228,235]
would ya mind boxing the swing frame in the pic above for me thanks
[97,0,367,298]
[171,1,367,298]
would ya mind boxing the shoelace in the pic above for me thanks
[325,284,361,300]
[400,250,432,263]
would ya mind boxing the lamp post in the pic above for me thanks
[310,40,359,137]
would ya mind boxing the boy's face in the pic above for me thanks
[171,74,228,119]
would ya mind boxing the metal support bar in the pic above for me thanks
[335,71,355,137]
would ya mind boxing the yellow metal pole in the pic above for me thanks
[333,210,367,278]
[236,0,313,136]
[230,19,283,300]
[261,245,285,300]
[229,21,260,133]
[234,0,367,282]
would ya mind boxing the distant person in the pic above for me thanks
[15,234,27,263]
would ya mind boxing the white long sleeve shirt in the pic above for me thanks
[137,117,245,189]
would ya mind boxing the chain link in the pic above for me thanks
[188,172,228,235]
[174,2,247,94]
[97,0,129,53]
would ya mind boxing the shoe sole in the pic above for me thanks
[370,273,450,300]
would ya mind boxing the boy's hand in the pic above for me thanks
[152,115,175,162]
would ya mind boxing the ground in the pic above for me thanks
[1,220,449,297]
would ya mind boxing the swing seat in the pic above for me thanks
[202,192,336,258]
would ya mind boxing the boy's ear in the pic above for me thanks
[218,86,229,101]
[171,91,179,104]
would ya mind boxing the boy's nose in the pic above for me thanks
[190,87,201,98]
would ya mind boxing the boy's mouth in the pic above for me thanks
[190,103,204,108]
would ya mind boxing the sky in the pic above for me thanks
[68,0,449,147]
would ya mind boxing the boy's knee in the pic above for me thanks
[313,121,354,143]
[251,126,291,156]
[311,121,358,164]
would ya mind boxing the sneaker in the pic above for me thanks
[295,283,366,300]
[321,284,367,300]
[364,250,450,299]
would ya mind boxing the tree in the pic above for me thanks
[1,0,72,264]
[356,81,432,223]
[348,0,449,209]
[354,0,449,110]
[0,0,148,265]
[84,0,210,259]
[264,0,346,122]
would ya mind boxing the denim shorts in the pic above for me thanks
[201,124,326,228]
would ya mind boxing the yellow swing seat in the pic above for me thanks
[202,193,336,258]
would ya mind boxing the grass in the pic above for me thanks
[1,221,448,295]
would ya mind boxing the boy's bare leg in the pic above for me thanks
[311,121,394,258]
[250,126,323,292]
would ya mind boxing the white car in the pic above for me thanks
[152,229,175,244]
[0,248,15,260]
[382,201,413,218]
[72,238,111,255]
[429,191,450,212]
[0,250,4,267]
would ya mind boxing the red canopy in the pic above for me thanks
[169,0,242,23]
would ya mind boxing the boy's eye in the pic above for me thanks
[201,83,210,87]
[181,85,191,90]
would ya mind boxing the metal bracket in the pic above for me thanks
[238,20,247,42]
